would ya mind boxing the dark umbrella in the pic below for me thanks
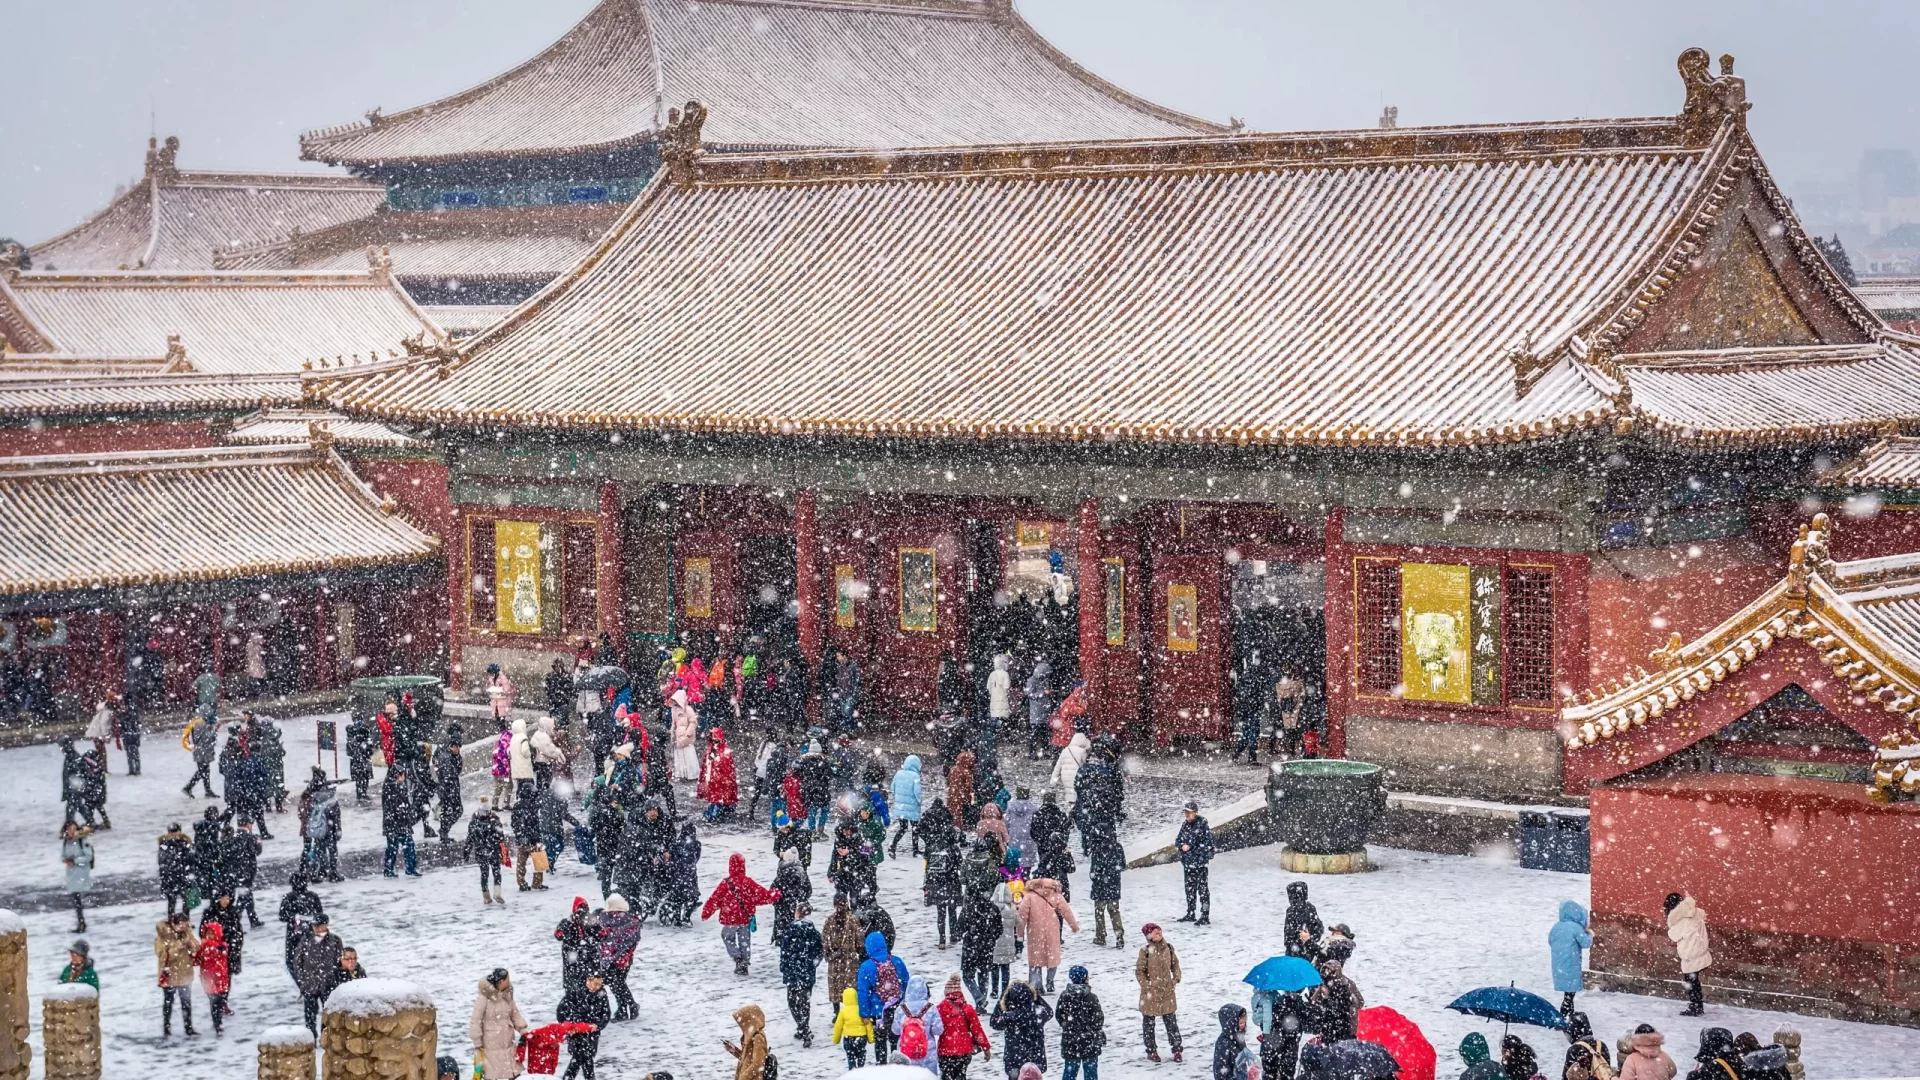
[1445,986,1568,1033]
[577,665,630,691]
[1300,1038,1401,1080]
[1244,956,1323,993]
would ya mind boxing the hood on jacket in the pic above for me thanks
[903,755,921,774]
[1004,981,1035,1012]
[476,977,513,1001]
[840,987,862,1012]
[734,1003,765,1039]
[1558,900,1589,929]
[1667,896,1700,924]
[978,804,1002,822]
[864,931,891,962]
[571,896,590,917]
[1460,1031,1490,1064]
[1696,1028,1737,1061]
[727,852,749,880]
[1217,1002,1247,1035]
[902,975,931,1013]
[538,716,555,736]
[1033,660,1051,677]
[511,718,527,736]
[1027,878,1061,898]
[1631,1031,1667,1055]
[1287,882,1309,903]
[201,921,225,946]
[1067,732,1089,751]
[994,656,1008,671]
[992,882,1014,906]
[1743,1046,1788,1071]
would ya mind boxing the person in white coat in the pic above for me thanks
[508,719,536,805]
[1051,731,1091,814]
[670,687,700,782]
[469,968,529,1079]
[85,700,115,760]
[1663,893,1712,1016]
[986,655,1012,752]
[531,716,563,792]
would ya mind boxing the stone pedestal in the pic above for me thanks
[259,1025,318,1080]
[1775,1029,1804,1080]
[1279,847,1370,874]
[321,979,436,1080]
[0,915,26,1080]
[42,984,100,1080]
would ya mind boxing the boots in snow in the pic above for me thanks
[734,958,749,976]
[482,888,493,905]
[1146,1049,1160,1063]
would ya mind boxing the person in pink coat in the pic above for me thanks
[1017,876,1080,994]
[670,686,700,782]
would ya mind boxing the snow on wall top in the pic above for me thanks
[322,976,435,1017]
[257,1025,317,1047]
[44,983,99,1001]
[299,0,1218,166]
[0,908,23,935]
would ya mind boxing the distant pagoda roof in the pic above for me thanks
[0,261,445,376]
[299,0,1222,167]
[30,136,384,273]
[315,51,1920,449]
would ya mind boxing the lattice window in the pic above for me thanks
[1504,566,1555,704]
[467,518,496,625]
[1356,560,1401,694]
[561,523,599,634]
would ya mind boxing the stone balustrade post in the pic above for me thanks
[259,1024,318,1080]
[42,983,100,1080]
[1775,1028,1804,1080]
[0,912,25,1080]
[321,979,436,1080]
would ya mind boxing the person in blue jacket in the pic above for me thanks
[889,756,924,858]
[855,930,909,1060]
[1549,900,1593,1016]
[1176,801,1215,925]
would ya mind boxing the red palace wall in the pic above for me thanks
[0,418,218,457]
[1590,775,1920,1018]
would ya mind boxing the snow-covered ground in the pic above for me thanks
[8,818,1919,1079]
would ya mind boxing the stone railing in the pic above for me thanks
[0,912,24,1080]
[42,983,100,1080]
[259,1024,318,1080]
[320,979,436,1080]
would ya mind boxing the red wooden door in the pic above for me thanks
[1149,554,1227,745]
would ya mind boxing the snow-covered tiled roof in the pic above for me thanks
[0,371,303,419]
[1854,278,1920,316]
[419,306,518,339]
[214,205,620,285]
[0,442,439,597]
[31,137,383,273]
[0,269,443,375]
[1824,437,1920,491]
[299,0,1220,166]
[224,408,422,448]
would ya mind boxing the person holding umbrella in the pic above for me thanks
[1243,954,1320,1080]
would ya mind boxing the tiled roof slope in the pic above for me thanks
[0,371,303,419]
[214,204,620,285]
[1824,437,1920,491]
[300,0,1220,165]
[0,443,438,598]
[0,269,443,375]
[1854,278,1920,317]
[320,54,1897,448]
[31,137,383,272]
[224,408,422,448]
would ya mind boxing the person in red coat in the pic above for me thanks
[781,770,805,833]
[699,729,740,821]
[195,921,232,1034]
[936,973,992,1074]
[702,852,780,976]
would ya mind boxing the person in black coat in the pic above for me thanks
[1261,991,1309,1080]
[1072,738,1125,835]
[221,822,264,927]
[958,892,1004,1006]
[466,807,507,903]
[557,973,612,1080]
[276,871,323,981]
[989,980,1054,1077]
[1213,1004,1252,1080]
[555,896,599,993]
[1175,803,1215,925]
[116,695,144,775]
[193,806,228,894]
[157,823,196,916]
[855,895,896,953]
[664,821,703,925]
[200,888,248,976]
[433,735,464,844]
[1030,796,1073,878]
[778,914,824,1046]
[545,660,575,723]
[828,820,877,902]
[381,768,420,877]
[1055,966,1106,1072]
[923,839,964,949]
[618,800,674,915]
[1283,882,1323,959]
[918,798,958,853]
[771,849,812,941]
[1086,821,1124,947]
[344,716,377,803]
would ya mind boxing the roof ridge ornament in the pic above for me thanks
[1677,48,1748,146]
[366,245,393,282]
[400,330,460,380]
[144,135,181,184]
[1786,512,1836,597]
[662,101,709,185]
[0,241,23,282]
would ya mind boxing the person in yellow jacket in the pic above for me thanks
[831,986,874,1070]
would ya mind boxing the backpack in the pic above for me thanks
[307,799,331,841]
[1581,1042,1616,1080]
[898,1007,930,1060]
[872,958,903,1007]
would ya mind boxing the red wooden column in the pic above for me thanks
[448,506,467,688]
[597,481,625,645]
[209,603,226,684]
[1322,508,1349,759]
[1077,497,1102,708]
[99,611,127,702]
[795,488,821,665]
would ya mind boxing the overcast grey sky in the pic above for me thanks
[3,0,1915,244]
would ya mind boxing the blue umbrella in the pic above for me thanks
[1243,956,1323,993]
[1445,986,1567,1031]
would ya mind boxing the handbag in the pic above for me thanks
[472,1051,485,1080]
[531,846,551,874]
[500,843,512,868]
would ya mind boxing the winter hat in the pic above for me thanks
[69,939,89,959]
[1068,965,1089,985]
[945,974,964,996]
[1182,800,1200,812]
[1019,1065,1045,1080]
[1141,922,1162,937]
[1459,1032,1490,1065]
[605,894,630,913]
[1330,923,1354,939]
[486,664,500,674]
[436,1056,460,1079]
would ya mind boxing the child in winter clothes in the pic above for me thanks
[832,987,874,1069]
[936,973,992,1079]
[891,975,946,1073]
[889,755,924,857]
[557,973,611,1080]
[1619,1025,1677,1080]
[490,727,515,810]
[701,853,780,975]
[988,981,1053,1079]
[990,883,1021,999]
[1054,966,1104,1080]
[725,1004,771,1080]
[196,921,232,1034]
[1213,1004,1258,1080]
[58,940,98,989]
[1664,893,1712,1016]
[857,930,910,1060]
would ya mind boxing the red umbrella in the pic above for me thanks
[1356,1006,1435,1080]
